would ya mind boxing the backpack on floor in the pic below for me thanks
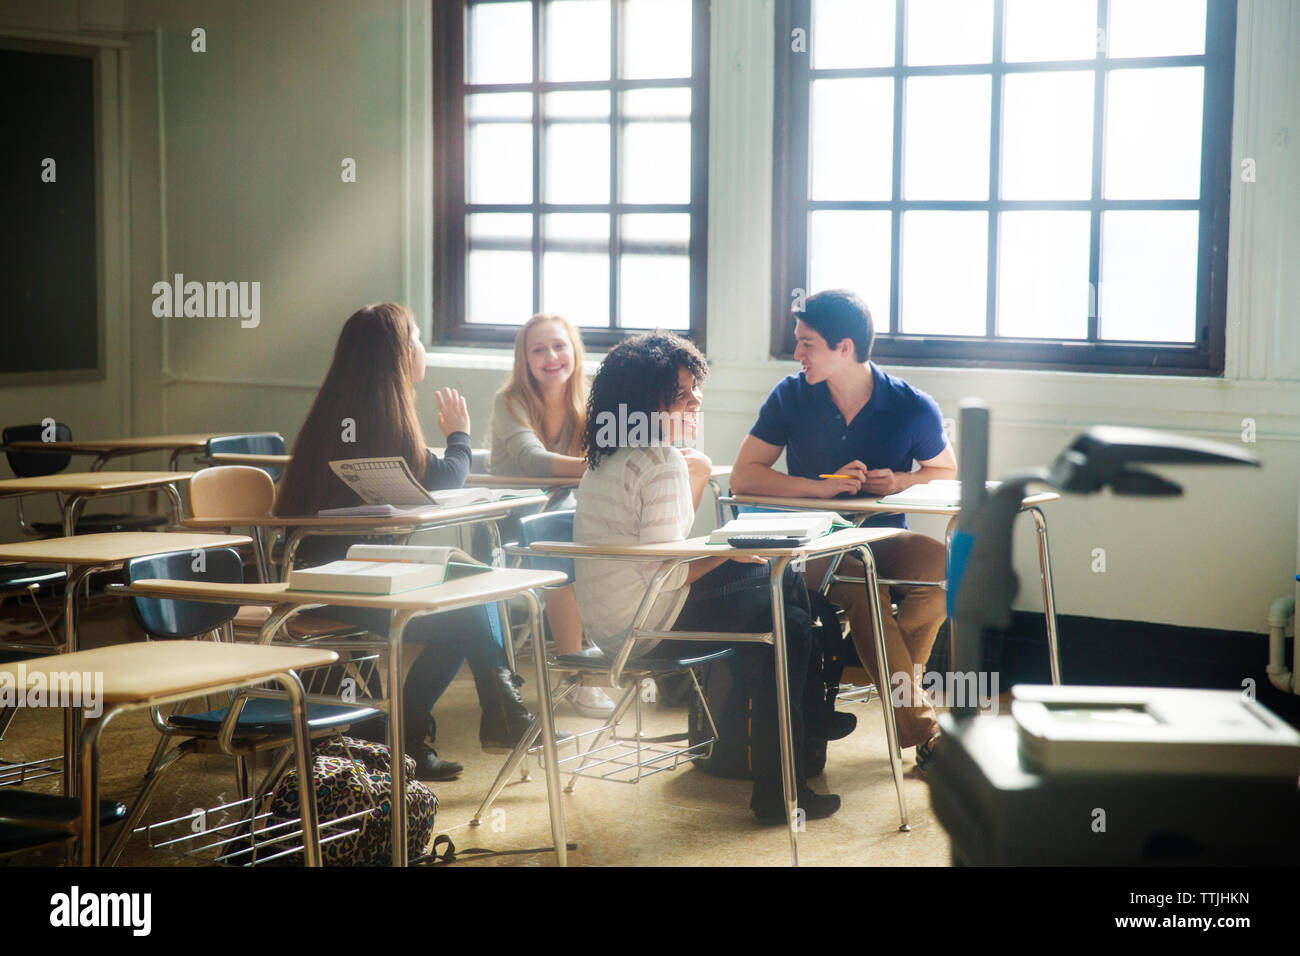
[687,591,846,779]
[266,736,438,866]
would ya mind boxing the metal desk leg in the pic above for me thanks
[163,482,186,526]
[944,517,959,684]
[526,589,568,866]
[858,546,910,831]
[1028,506,1062,685]
[274,669,321,867]
[62,565,92,797]
[767,556,800,866]
[62,495,87,538]
[387,610,414,866]
[79,707,114,866]
[484,520,517,673]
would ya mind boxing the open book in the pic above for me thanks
[707,511,847,546]
[323,457,541,516]
[287,544,488,594]
[877,479,1002,509]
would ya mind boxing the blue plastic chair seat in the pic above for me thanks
[33,513,167,536]
[0,564,66,592]
[0,790,127,854]
[168,698,379,736]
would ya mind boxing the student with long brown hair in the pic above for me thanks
[488,313,615,719]
[276,303,544,780]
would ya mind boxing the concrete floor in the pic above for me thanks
[1,599,953,867]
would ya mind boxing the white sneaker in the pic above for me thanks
[571,685,617,719]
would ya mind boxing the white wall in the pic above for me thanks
[2,0,1296,634]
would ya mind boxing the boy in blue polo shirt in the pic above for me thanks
[731,289,956,769]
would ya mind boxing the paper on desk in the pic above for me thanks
[877,479,1002,508]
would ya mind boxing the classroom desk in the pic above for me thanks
[524,526,906,866]
[115,566,569,867]
[0,642,335,866]
[726,491,1064,685]
[0,471,194,537]
[201,452,292,469]
[8,434,227,471]
[467,465,734,522]
[0,531,254,796]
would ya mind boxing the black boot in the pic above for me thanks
[750,778,841,826]
[404,714,464,781]
[476,667,536,753]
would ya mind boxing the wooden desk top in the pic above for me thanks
[2,642,338,705]
[179,494,550,530]
[8,434,224,454]
[126,566,567,612]
[527,526,900,560]
[0,471,194,496]
[729,491,1060,517]
[465,465,732,489]
[0,532,252,565]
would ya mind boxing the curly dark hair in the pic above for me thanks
[583,330,708,468]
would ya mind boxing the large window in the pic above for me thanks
[773,0,1236,373]
[433,0,710,348]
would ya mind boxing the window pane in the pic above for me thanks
[903,75,990,200]
[1104,67,1203,199]
[1001,71,1094,200]
[623,0,691,79]
[810,78,893,201]
[468,1,532,84]
[901,211,987,335]
[812,0,895,69]
[543,214,610,328]
[545,0,611,81]
[622,88,691,204]
[620,216,690,330]
[620,256,689,329]
[997,211,1091,339]
[906,0,993,65]
[808,211,893,332]
[544,92,610,203]
[1004,0,1097,62]
[467,94,533,204]
[1106,0,1205,58]
[1100,210,1198,342]
[468,214,533,324]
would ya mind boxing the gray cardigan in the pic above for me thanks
[488,391,578,477]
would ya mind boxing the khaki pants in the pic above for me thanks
[807,532,947,749]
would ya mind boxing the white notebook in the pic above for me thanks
[707,511,839,545]
[877,479,1002,508]
[288,545,466,594]
[322,457,541,516]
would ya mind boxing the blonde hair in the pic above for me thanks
[496,313,588,457]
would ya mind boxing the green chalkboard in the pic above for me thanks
[0,46,100,380]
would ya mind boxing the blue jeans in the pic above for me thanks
[307,603,508,738]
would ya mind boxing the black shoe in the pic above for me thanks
[914,732,940,773]
[409,743,464,781]
[824,710,857,741]
[475,666,544,752]
[751,784,841,825]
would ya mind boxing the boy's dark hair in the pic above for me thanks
[583,330,708,468]
[797,289,874,361]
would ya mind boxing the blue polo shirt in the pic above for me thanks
[749,363,947,528]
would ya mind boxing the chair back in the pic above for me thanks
[2,423,72,477]
[206,433,286,480]
[190,466,276,521]
[126,548,243,638]
[516,509,575,583]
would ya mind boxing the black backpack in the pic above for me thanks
[688,590,849,779]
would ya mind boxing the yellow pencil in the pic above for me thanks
[819,473,854,479]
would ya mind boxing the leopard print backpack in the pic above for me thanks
[267,736,438,866]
